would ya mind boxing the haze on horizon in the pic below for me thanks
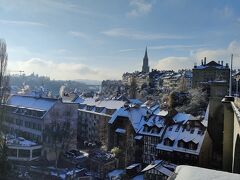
[0,0,240,81]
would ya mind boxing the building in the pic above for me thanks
[192,58,230,169]
[108,103,151,167]
[88,150,118,179]
[222,96,240,173]
[142,47,149,73]
[77,98,126,148]
[192,57,230,88]
[141,160,176,180]
[108,102,212,168]
[3,94,79,161]
[6,135,42,161]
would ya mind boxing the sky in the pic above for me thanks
[0,0,240,81]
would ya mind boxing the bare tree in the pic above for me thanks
[45,107,76,168]
[129,77,137,99]
[0,39,10,177]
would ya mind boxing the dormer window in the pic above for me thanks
[143,125,148,132]
[164,138,174,146]
[178,140,185,148]
[189,142,198,150]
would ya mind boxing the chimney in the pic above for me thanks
[218,61,220,64]
[221,61,223,66]
[194,63,197,68]
[201,59,203,65]
[226,63,229,68]
[204,57,206,65]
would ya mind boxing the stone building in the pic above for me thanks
[222,96,240,173]
[192,57,230,89]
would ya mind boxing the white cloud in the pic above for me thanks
[155,41,240,70]
[149,44,208,50]
[102,28,190,40]
[69,31,89,39]
[155,57,193,71]
[8,58,121,80]
[0,19,46,26]
[127,0,152,17]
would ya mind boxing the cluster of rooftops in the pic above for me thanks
[5,94,208,155]
[109,101,209,155]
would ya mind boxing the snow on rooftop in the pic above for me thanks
[142,160,162,172]
[132,174,144,180]
[80,97,126,109]
[173,113,194,123]
[107,169,124,178]
[115,128,126,134]
[126,163,141,169]
[142,160,176,177]
[171,165,240,180]
[109,106,147,132]
[7,136,38,147]
[7,95,57,111]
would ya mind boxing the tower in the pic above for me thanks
[142,47,149,73]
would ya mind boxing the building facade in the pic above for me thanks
[77,98,126,148]
[3,94,78,161]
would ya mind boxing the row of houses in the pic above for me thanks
[3,92,212,176]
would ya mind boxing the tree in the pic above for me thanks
[0,39,10,177]
[129,77,137,99]
[45,107,76,168]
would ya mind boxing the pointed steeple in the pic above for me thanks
[142,46,149,73]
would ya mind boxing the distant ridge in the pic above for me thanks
[75,79,102,85]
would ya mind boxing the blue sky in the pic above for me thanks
[0,0,240,80]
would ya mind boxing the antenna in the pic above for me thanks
[229,54,233,96]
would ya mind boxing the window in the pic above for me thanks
[169,127,173,131]
[143,125,148,132]
[178,141,185,148]
[190,129,194,134]
[18,149,30,158]
[175,125,180,132]
[32,149,41,157]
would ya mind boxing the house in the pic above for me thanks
[108,101,212,168]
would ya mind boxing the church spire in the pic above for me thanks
[142,46,149,73]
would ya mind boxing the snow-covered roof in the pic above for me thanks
[7,95,57,111]
[156,124,206,155]
[194,61,229,70]
[173,113,194,123]
[107,169,125,178]
[109,106,147,132]
[171,165,240,180]
[115,128,126,134]
[79,98,126,110]
[142,160,176,177]
[6,136,39,147]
